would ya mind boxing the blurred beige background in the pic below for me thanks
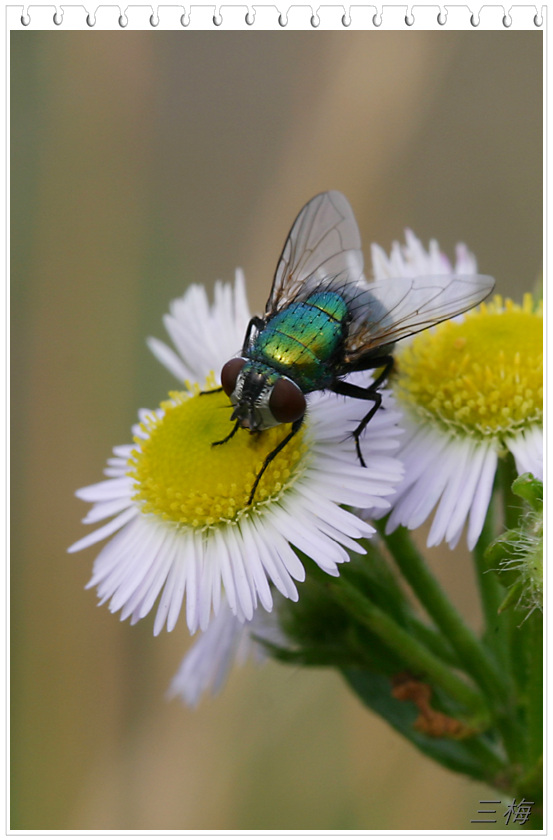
[11,30,542,830]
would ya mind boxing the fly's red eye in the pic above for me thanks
[269,378,306,424]
[221,358,245,397]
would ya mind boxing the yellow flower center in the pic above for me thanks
[394,294,542,439]
[128,385,308,529]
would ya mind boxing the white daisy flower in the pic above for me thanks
[370,235,543,550]
[69,272,404,635]
[370,227,478,281]
[146,269,251,385]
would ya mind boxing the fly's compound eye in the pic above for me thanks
[269,378,306,424]
[221,358,245,397]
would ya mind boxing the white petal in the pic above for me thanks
[126,533,179,622]
[153,553,183,636]
[146,336,190,382]
[444,441,488,544]
[467,446,497,550]
[506,427,543,481]
[197,536,217,631]
[75,476,133,503]
[237,521,273,612]
[299,484,372,539]
[249,520,298,601]
[167,547,191,633]
[168,605,249,706]
[427,439,472,547]
[267,507,345,572]
[68,506,137,553]
[108,523,168,614]
[82,496,133,525]
[271,530,306,582]
[213,527,238,616]
[86,516,146,590]
[305,510,371,554]
[113,444,134,458]
[224,525,256,620]
[397,439,459,533]
[181,531,201,633]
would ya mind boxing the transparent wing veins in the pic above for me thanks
[265,191,364,317]
[344,274,495,361]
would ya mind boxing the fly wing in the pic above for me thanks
[265,191,365,317]
[343,274,495,362]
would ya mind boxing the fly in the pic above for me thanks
[210,191,494,504]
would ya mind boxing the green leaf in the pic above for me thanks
[342,668,504,783]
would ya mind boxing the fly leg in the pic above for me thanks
[211,419,241,447]
[197,386,238,445]
[248,417,304,505]
[330,355,394,467]
[242,316,265,354]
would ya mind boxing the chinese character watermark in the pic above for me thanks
[471,798,534,826]
[471,800,501,824]
[504,797,534,826]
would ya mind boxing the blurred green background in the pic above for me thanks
[11,30,542,830]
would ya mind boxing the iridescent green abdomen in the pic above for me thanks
[251,291,349,391]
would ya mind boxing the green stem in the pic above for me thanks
[496,455,542,773]
[523,610,543,773]
[473,490,510,674]
[332,577,488,719]
[406,614,462,668]
[499,453,524,532]
[495,456,530,680]
[473,487,502,625]
[376,522,509,709]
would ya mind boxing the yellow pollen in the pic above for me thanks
[394,295,542,439]
[128,387,308,528]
